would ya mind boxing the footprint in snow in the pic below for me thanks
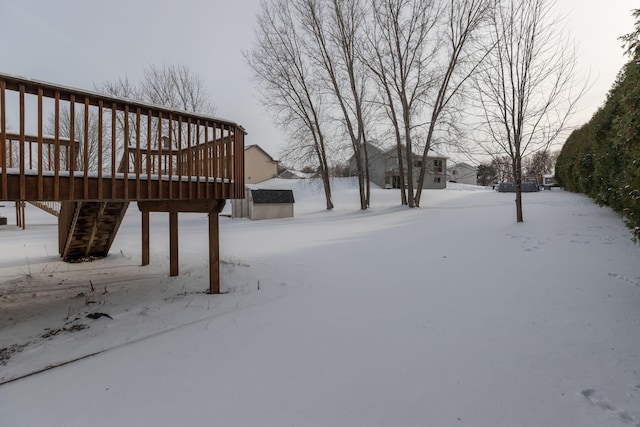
[608,273,640,288]
[581,389,639,426]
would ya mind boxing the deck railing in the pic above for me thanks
[0,73,245,202]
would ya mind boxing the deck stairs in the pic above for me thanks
[29,201,61,217]
[59,201,129,260]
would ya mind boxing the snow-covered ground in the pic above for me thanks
[1,179,640,426]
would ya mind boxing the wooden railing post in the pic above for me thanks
[0,79,6,200]
[209,209,220,294]
[169,212,178,277]
[141,210,149,266]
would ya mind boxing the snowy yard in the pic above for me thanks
[1,179,640,426]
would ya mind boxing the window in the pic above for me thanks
[413,160,422,168]
[433,159,443,173]
[434,177,441,184]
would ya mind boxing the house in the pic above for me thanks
[348,143,447,190]
[448,162,477,186]
[245,144,278,184]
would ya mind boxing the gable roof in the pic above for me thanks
[347,141,447,164]
[450,162,476,170]
[245,144,278,162]
[379,144,447,159]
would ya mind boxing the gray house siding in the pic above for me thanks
[349,143,446,189]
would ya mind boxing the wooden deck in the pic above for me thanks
[1,73,245,293]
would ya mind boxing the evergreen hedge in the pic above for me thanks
[556,56,640,240]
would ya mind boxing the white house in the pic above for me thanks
[448,162,477,186]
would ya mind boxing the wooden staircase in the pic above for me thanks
[29,201,61,217]
[58,201,129,261]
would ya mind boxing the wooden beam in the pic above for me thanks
[141,210,149,266]
[1,80,6,200]
[169,212,178,277]
[138,199,222,213]
[209,210,220,294]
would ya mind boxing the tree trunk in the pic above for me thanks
[514,155,523,222]
[403,106,415,208]
[396,138,407,205]
[322,168,334,210]
[515,185,523,222]
[363,138,370,208]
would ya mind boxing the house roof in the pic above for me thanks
[245,144,278,162]
[347,141,448,164]
[450,162,476,170]
[379,145,447,159]
[278,169,316,179]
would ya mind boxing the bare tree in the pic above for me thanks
[523,149,557,183]
[140,64,215,116]
[413,0,491,207]
[97,65,216,171]
[97,76,140,165]
[476,0,584,222]
[491,155,513,183]
[247,0,334,209]
[365,0,440,206]
[45,102,111,173]
[55,106,104,170]
[299,0,373,210]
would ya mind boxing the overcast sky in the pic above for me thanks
[0,0,636,163]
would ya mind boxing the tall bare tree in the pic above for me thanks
[248,0,334,209]
[299,0,373,210]
[476,0,583,222]
[366,0,440,206]
[413,0,490,207]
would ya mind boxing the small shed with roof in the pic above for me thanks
[231,186,295,220]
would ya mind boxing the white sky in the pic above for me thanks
[0,0,636,162]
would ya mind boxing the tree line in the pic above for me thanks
[556,8,640,240]
[476,150,558,187]
[247,0,583,222]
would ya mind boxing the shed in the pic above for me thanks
[231,188,295,220]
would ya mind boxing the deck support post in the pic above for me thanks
[169,212,178,276]
[138,199,225,292]
[141,210,149,266]
[208,210,220,294]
